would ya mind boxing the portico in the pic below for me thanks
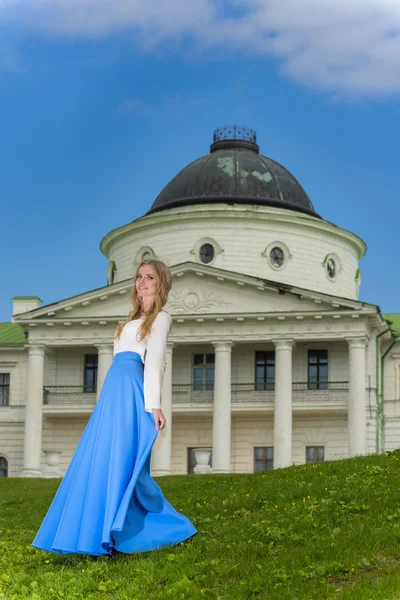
[19,292,374,478]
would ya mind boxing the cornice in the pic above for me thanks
[16,309,376,329]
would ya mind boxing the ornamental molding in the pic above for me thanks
[345,336,368,348]
[168,288,236,314]
[213,341,234,351]
[134,245,155,264]
[0,362,17,369]
[271,339,295,350]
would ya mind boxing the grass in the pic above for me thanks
[1,452,400,600]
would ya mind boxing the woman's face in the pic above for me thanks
[135,264,159,302]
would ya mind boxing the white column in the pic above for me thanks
[273,339,294,469]
[23,345,45,477]
[151,343,174,477]
[212,341,232,473]
[347,337,367,457]
[96,345,114,402]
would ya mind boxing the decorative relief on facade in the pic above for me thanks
[168,288,236,314]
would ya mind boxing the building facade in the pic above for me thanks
[1,126,399,478]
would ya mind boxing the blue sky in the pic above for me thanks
[1,1,400,321]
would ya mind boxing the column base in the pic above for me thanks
[211,469,231,474]
[151,469,171,477]
[22,469,43,478]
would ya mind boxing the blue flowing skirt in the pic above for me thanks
[32,351,198,556]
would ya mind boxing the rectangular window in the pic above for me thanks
[187,447,213,474]
[255,351,275,390]
[0,374,10,406]
[254,447,274,472]
[84,355,98,393]
[308,350,328,389]
[193,353,215,391]
[306,446,325,464]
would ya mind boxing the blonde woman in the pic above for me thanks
[33,259,197,556]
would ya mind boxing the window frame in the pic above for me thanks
[254,447,274,472]
[307,349,328,390]
[83,354,98,394]
[262,241,292,271]
[192,237,222,266]
[199,242,215,264]
[255,351,275,391]
[0,373,10,406]
[192,353,215,391]
[306,446,325,464]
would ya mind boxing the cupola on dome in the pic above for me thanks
[147,126,321,219]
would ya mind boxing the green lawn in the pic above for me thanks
[1,452,400,600]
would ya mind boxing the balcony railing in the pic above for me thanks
[42,382,349,408]
[172,381,349,405]
[43,386,96,405]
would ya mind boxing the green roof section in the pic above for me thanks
[0,323,27,347]
[382,314,400,335]
[12,296,42,301]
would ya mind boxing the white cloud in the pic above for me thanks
[2,0,400,96]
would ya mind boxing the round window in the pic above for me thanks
[269,246,285,268]
[326,258,336,280]
[199,243,215,264]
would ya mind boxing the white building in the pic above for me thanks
[1,126,399,479]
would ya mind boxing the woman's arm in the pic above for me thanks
[143,311,172,420]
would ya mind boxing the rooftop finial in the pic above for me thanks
[213,125,257,144]
[210,125,259,153]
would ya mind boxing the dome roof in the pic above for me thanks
[146,126,321,219]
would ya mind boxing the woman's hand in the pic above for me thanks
[152,408,166,431]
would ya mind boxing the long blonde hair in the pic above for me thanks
[115,259,172,342]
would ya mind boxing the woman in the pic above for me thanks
[32,259,198,556]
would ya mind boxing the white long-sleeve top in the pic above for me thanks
[113,310,172,413]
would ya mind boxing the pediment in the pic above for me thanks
[13,262,367,325]
[166,271,356,315]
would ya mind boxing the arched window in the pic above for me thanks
[106,261,117,286]
[135,246,155,265]
[0,457,8,477]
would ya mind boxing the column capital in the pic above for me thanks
[95,344,114,355]
[346,337,368,349]
[272,339,295,351]
[166,341,175,352]
[28,344,46,356]
[212,341,234,352]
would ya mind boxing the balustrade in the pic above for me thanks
[42,381,349,408]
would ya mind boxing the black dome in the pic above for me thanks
[146,126,321,219]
